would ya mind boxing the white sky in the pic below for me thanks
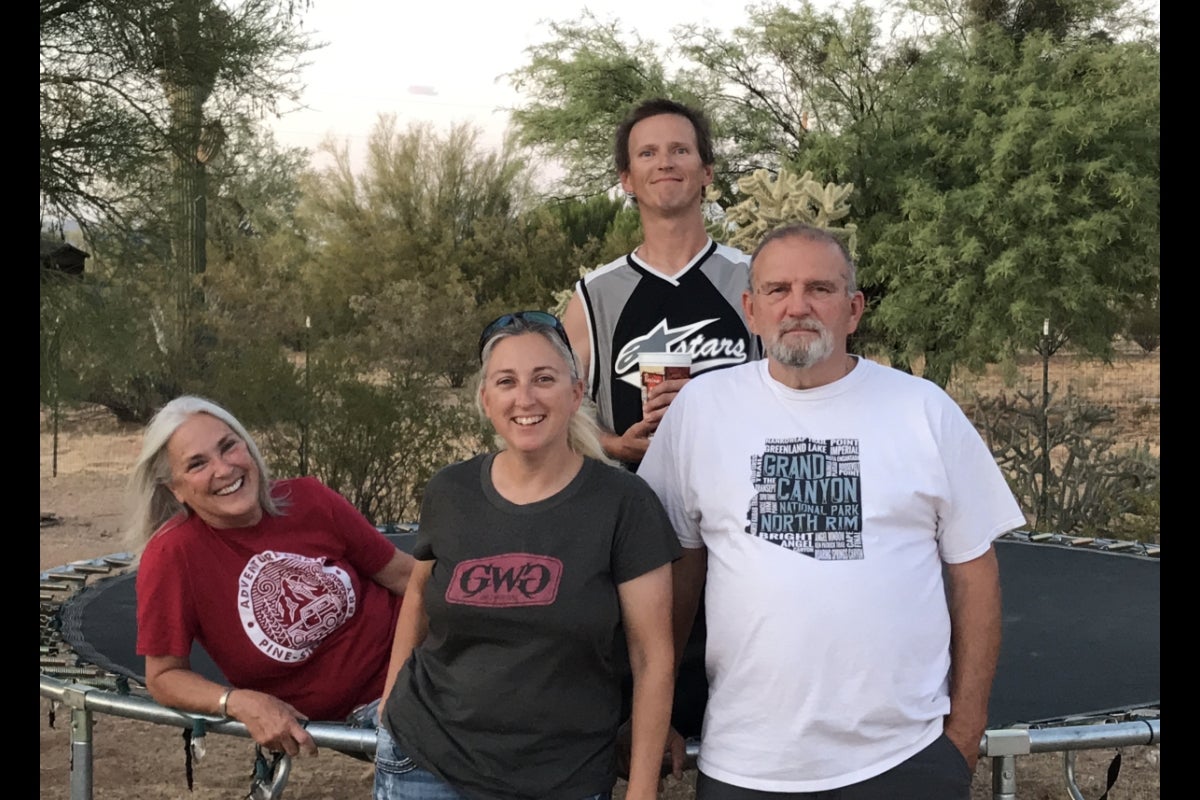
[268,1,768,170]
[268,0,1159,172]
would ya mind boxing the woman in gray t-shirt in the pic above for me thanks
[374,311,681,800]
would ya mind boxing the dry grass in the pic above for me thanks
[944,342,1161,456]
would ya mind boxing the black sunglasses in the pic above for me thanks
[478,311,572,362]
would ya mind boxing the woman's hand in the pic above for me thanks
[144,655,318,757]
[224,689,318,757]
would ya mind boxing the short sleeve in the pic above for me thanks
[610,472,683,585]
[934,395,1027,563]
[637,387,702,548]
[312,478,399,576]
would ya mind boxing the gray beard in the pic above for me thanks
[767,325,835,369]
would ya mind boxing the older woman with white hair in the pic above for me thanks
[374,310,681,800]
[127,395,414,758]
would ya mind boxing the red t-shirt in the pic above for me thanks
[136,477,403,720]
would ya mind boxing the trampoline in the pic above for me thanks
[47,529,1159,733]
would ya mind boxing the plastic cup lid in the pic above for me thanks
[638,351,693,368]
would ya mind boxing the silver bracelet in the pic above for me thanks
[218,687,236,718]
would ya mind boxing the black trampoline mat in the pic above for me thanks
[56,535,1159,731]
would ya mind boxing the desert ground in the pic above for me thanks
[39,405,1160,799]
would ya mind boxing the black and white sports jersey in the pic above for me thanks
[577,238,761,461]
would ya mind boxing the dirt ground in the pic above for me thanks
[39,406,1160,799]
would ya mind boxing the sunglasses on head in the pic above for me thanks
[478,311,572,362]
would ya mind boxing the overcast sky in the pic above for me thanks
[268,0,1158,172]
[268,0,772,169]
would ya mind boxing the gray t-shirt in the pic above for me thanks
[383,454,681,800]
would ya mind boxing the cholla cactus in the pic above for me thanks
[719,168,858,257]
[552,266,590,316]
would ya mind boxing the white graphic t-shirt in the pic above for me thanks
[637,358,1026,792]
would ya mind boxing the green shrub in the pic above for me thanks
[969,388,1160,541]
[261,357,489,525]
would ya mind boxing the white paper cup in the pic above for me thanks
[638,352,693,404]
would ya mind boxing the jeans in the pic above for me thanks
[373,722,611,800]
[346,697,383,729]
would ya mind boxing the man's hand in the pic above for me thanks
[226,689,318,758]
[601,377,690,465]
[603,422,656,465]
[943,716,984,772]
[664,725,686,779]
[641,377,689,427]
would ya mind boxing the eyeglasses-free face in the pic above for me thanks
[478,311,571,363]
[165,413,264,530]
[478,331,583,457]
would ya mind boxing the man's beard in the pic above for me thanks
[766,319,835,368]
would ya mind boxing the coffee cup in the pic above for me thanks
[637,352,693,405]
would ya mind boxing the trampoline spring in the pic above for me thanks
[40,582,75,592]
[42,666,106,678]
[70,564,114,575]
[44,674,124,691]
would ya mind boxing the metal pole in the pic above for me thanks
[51,319,61,478]
[69,705,93,800]
[52,389,60,478]
[1038,318,1050,526]
[991,754,1017,800]
[301,315,311,476]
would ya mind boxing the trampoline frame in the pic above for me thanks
[39,531,1160,799]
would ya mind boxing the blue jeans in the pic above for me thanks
[373,722,611,800]
[346,697,383,729]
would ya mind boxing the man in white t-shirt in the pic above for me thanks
[638,223,1026,799]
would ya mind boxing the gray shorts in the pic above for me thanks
[696,733,972,800]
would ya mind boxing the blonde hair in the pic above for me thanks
[124,395,286,554]
[476,321,618,467]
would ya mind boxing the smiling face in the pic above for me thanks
[745,234,866,385]
[619,113,713,215]
[479,332,584,458]
[165,412,264,529]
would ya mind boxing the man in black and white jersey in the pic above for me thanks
[562,98,761,470]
